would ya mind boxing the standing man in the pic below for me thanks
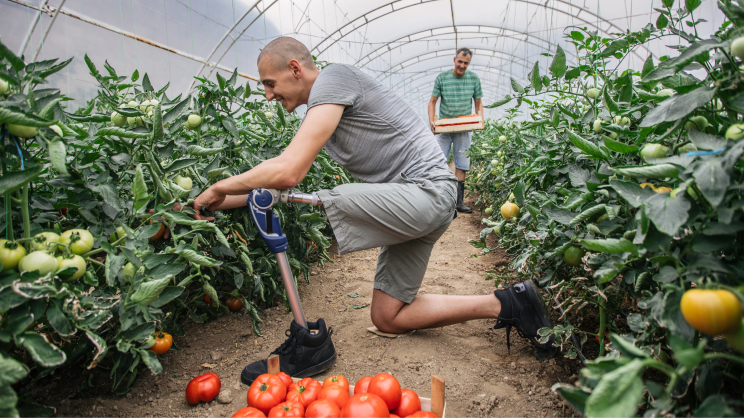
[428,48,484,214]
[193,38,555,385]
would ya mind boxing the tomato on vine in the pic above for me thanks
[0,240,27,271]
[19,251,58,276]
[226,297,244,312]
[60,229,94,255]
[55,254,86,281]
[148,332,173,355]
[680,289,743,335]
[31,232,60,251]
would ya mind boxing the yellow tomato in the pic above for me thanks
[680,289,743,335]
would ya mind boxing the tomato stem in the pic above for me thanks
[597,282,607,357]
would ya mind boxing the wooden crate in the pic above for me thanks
[268,356,446,417]
[433,114,484,134]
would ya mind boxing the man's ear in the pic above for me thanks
[289,59,303,79]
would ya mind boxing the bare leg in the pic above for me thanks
[455,168,466,181]
[370,289,501,334]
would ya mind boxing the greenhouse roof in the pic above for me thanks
[1,0,727,119]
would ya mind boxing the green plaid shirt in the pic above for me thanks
[432,70,483,119]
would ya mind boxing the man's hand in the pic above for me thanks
[430,119,437,133]
[193,186,225,221]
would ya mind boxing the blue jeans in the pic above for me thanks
[436,132,471,171]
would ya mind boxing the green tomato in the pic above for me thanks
[497,151,503,157]
[587,88,600,99]
[640,143,669,161]
[6,124,39,138]
[56,254,86,282]
[724,318,744,354]
[726,124,744,140]
[685,116,708,131]
[127,100,139,108]
[264,111,274,119]
[608,132,618,139]
[593,119,603,133]
[621,117,630,126]
[657,89,674,97]
[687,186,699,200]
[19,251,58,276]
[484,207,494,215]
[614,115,623,125]
[122,262,135,280]
[186,114,202,130]
[174,175,193,191]
[677,143,698,155]
[111,111,127,127]
[32,232,60,251]
[60,229,94,255]
[0,239,27,270]
[110,226,126,243]
[491,160,499,167]
[499,135,507,143]
[0,79,8,95]
[732,37,744,61]
[127,116,144,127]
[563,246,585,266]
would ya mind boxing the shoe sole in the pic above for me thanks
[524,280,558,360]
[240,352,338,386]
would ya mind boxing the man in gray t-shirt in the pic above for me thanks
[193,37,556,383]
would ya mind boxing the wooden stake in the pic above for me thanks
[267,355,280,374]
[431,375,445,418]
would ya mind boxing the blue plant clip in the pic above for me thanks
[247,189,288,254]
[685,147,727,157]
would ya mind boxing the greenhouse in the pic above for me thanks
[1,0,744,417]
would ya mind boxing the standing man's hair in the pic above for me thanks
[258,37,315,70]
[456,48,473,57]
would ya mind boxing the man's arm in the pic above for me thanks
[428,96,439,133]
[474,98,484,117]
[193,104,345,220]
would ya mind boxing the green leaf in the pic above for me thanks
[641,55,655,79]
[216,72,227,90]
[163,158,198,174]
[585,359,645,418]
[168,181,190,199]
[603,88,619,113]
[554,385,588,415]
[222,117,239,138]
[122,322,156,342]
[151,286,185,308]
[137,349,163,375]
[130,277,172,306]
[686,0,702,12]
[0,41,25,71]
[0,385,19,418]
[85,331,108,369]
[609,180,656,208]
[97,127,150,139]
[162,96,190,124]
[39,57,73,79]
[645,193,691,236]
[669,334,704,369]
[0,356,28,386]
[611,164,679,179]
[661,39,724,71]
[602,136,638,154]
[510,77,525,94]
[513,180,526,206]
[581,238,637,254]
[692,159,729,208]
[550,46,567,78]
[608,334,650,359]
[0,165,44,195]
[486,95,512,109]
[187,145,227,156]
[132,165,152,212]
[47,139,69,175]
[131,69,139,82]
[46,301,74,337]
[600,39,629,58]
[20,332,66,367]
[656,13,669,30]
[567,131,607,159]
[688,130,726,150]
[142,73,153,92]
[0,107,56,128]
[152,102,163,143]
[529,61,542,92]
[176,248,222,267]
[640,86,716,127]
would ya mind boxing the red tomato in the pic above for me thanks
[390,415,400,418]
[185,372,221,405]
[305,400,340,418]
[322,375,349,391]
[287,378,322,407]
[392,389,420,417]
[268,401,304,418]
[248,374,287,414]
[354,376,372,395]
[204,295,211,304]
[367,373,402,410]
[276,372,293,389]
[317,385,350,410]
[232,407,267,418]
[407,412,438,418]
[340,393,389,418]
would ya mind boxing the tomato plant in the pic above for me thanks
[186,372,221,405]
[339,394,389,418]
[248,374,287,414]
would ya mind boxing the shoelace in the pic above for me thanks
[271,330,297,358]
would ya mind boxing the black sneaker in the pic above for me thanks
[493,280,557,360]
[240,318,337,385]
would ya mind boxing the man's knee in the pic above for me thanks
[370,305,404,334]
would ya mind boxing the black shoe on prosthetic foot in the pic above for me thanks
[493,280,557,361]
[240,318,337,385]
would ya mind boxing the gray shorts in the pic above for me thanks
[436,132,471,171]
[317,175,457,303]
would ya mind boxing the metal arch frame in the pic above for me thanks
[311,0,630,58]
[355,25,570,68]
[374,47,538,83]
[397,73,514,99]
[388,65,515,94]
[17,0,49,56]
[189,0,279,90]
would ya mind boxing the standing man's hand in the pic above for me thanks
[430,119,437,133]
[193,186,225,221]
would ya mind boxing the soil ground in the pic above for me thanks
[26,197,582,418]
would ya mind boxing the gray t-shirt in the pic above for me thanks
[307,64,456,184]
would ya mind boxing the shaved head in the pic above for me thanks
[258,37,315,71]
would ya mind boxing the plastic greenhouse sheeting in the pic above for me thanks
[0,0,728,119]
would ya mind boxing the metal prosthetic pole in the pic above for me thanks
[247,189,321,330]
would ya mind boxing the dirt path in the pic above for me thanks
[30,194,579,418]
